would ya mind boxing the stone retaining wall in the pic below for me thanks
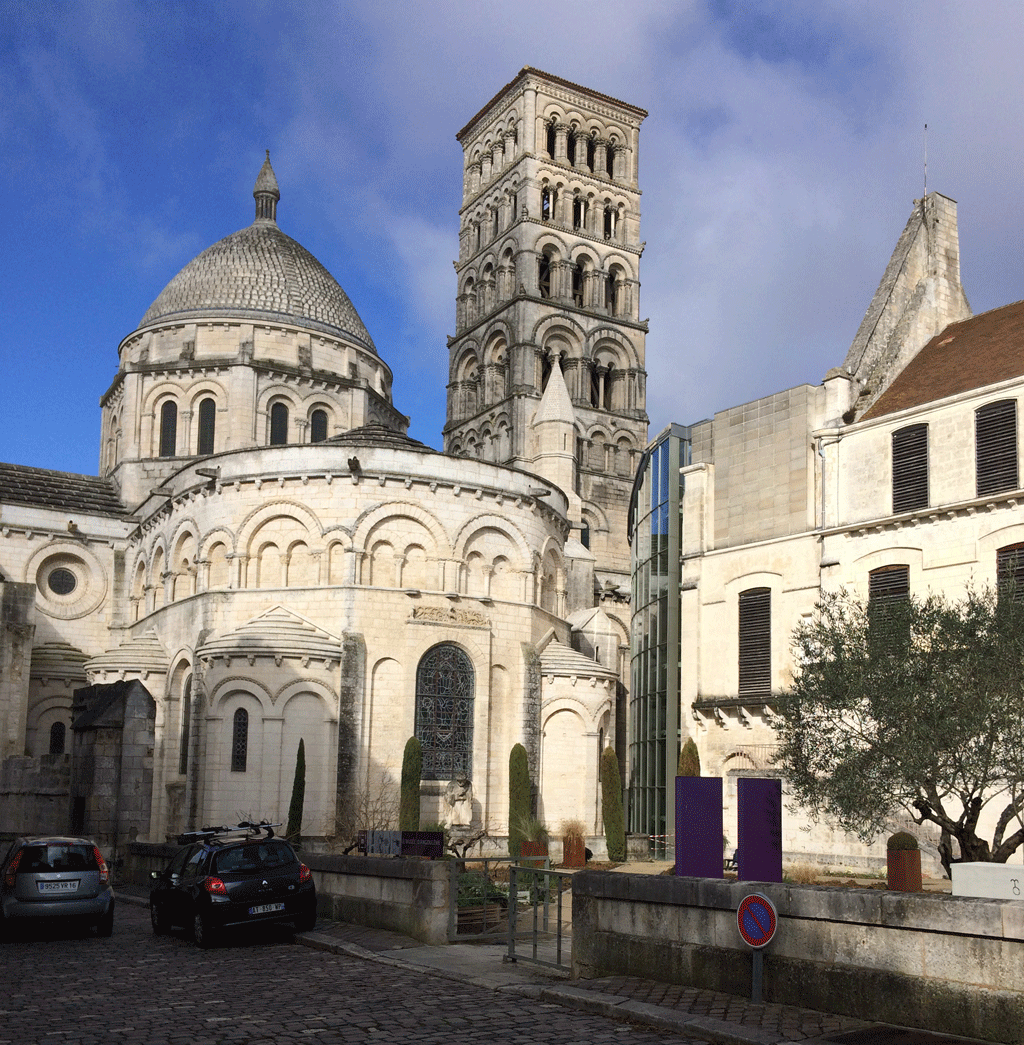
[571,870,1023,1042]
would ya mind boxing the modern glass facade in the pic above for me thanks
[627,424,689,856]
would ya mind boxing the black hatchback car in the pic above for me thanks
[149,822,316,947]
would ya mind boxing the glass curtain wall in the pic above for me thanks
[627,424,688,857]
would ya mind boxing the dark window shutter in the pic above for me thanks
[997,543,1024,601]
[159,401,177,457]
[270,402,288,445]
[310,409,328,444]
[976,399,1018,496]
[197,398,216,455]
[738,587,771,696]
[869,564,909,604]
[892,424,928,513]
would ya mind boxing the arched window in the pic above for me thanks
[415,644,475,780]
[159,401,177,457]
[538,254,552,299]
[48,721,66,755]
[541,187,552,222]
[572,263,584,307]
[231,707,248,772]
[197,397,216,456]
[546,119,556,158]
[572,196,586,231]
[310,409,328,443]
[270,402,288,445]
[179,675,192,775]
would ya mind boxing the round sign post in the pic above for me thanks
[736,893,778,1003]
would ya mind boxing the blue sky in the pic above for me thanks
[2,0,1022,475]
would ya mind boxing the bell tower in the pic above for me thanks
[444,68,648,589]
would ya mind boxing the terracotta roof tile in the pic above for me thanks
[862,300,1024,420]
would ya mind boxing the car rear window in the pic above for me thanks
[214,841,295,873]
[19,844,97,873]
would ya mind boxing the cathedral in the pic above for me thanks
[0,69,647,850]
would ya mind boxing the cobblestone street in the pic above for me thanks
[0,905,706,1045]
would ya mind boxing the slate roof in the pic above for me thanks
[861,300,1024,420]
[325,423,439,454]
[0,463,127,517]
[539,639,618,679]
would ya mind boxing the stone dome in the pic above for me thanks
[138,155,376,354]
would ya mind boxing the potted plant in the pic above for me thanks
[886,831,922,892]
[561,819,586,868]
[515,816,549,866]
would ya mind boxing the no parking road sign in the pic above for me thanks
[737,893,777,949]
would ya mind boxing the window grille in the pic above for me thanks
[976,399,1018,496]
[270,402,288,445]
[891,424,928,513]
[416,644,474,781]
[197,398,216,455]
[49,721,66,755]
[231,707,248,772]
[738,588,771,696]
[159,401,177,457]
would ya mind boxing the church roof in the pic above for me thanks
[325,423,438,453]
[539,639,617,679]
[0,462,127,517]
[85,630,168,676]
[138,156,376,354]
[861,299,1024,420]
[198,606,342,663]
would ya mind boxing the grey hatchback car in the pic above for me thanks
[0,836,114,936]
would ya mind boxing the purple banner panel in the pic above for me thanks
[737,777,782,883]
[675,777,724,878]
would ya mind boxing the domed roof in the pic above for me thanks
[138,154,376,354]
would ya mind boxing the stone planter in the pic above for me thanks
[887,847,922,891]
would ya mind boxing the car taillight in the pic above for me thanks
[93,847,109,885]
[299,863,311,883]
[203,876,228,895]
[4,849,22,888]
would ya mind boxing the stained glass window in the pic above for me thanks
[416,644,474,781]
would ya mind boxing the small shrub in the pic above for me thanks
[677,738,701,777]
[887,831,919,851]
[399,736,422,832]
[561,818,586,843]
[600,746,626,862]
[508,744,531,859]
[783,863,819,884]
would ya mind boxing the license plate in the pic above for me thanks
[248,902,285,915]
[38,880,79,894]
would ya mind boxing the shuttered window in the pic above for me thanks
[892,424,928,513]
[997,543,1024,601]
[976,399,1018,496]
[738,587,771,696]
[869,564,909,604]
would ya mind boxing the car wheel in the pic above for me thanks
[193,911,216,949]
[150,902,170,936]
[96,906,114,938]
[294,906,317,933]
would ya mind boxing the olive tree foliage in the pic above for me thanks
[773,589,1024,875]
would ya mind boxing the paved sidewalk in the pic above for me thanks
[116,883,892,1044]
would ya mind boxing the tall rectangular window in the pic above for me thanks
[976,399,1018,496]
[738,587,771,696]
[869,565,910,651]
[892,424,928,513]
[997,544,1024,601]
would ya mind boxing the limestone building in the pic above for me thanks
[629,191,1023,869]
[0,70,647,850]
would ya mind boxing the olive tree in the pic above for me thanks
[773,588,1024,875]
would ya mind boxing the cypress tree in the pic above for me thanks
[508,743,530,858]
[678,737,701,777]
[286,738,306,845]
[399,736,423,831]
[600,746,626,862]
